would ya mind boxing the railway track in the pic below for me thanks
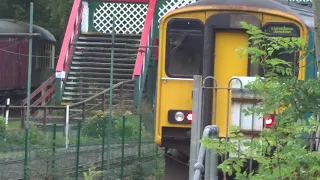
[0,141,156,179]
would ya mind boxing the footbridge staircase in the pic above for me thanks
[23,0,198,120]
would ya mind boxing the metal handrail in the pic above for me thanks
[193,125,219,180]
[132,0,157,78]
[70,80,133,108]
[55,0,83,72]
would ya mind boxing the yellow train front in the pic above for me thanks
[154,0,312,179]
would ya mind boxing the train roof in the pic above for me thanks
[0,19,56,42]
[185,0,314,30]
[277,0,314,30]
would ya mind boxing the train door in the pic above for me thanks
[201,13,261,137]
[213,30,249,137]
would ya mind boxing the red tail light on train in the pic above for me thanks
[186,113,193,121]
[264,116,275,128]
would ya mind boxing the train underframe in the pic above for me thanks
[161,127,261,180]
[161,127,190,180]
[0,88,28,105]
[161,129,318,180]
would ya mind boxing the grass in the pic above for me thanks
[0,106,155,161]
[7,120,21,130]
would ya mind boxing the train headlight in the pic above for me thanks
[175,112,185,122]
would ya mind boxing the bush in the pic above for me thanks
[81,111,118,139]
[114,112,140,139]
[28,125,50,146]
[130,162,145,180]
[82,110,152,141]
[153,156,165,180]
[83,168,103,180]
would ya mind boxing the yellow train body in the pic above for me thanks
[155,5,308,146]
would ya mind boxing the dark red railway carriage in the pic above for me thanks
[0,19,56,105]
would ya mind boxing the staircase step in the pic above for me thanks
[64,84,134,91]
[68,74,132,80]
[72,41,127,47]
[63,89,133,96]
[71,61,135,68]
[74,51,137,58]
[68,76,128,83]
[73,56,136,62]
[73,42,141,49]
[61,32,140,115]
[78,36,140,43]
[63,88,134,94]
[65,81,134,86]
[64,83,134,89]
[79,33,141,38]
[69,70,132,75]
[75,46,137,53]
[70,66,132,72]
[62,96,133,101]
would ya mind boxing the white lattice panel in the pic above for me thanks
[158,0,197,23]
[93,2,148,34]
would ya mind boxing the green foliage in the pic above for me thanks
[114,114,140,139]
[236,21,306,78]
[81,111,115,139]
[82,110,152,141]
[29,125,50,146]
[201,21,320,179]
[0,116,5,138]
[0,0,73,48]
[83,168,103,180]
[131,162,145,180]
[153,156,165,180]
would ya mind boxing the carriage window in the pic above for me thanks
[165,19,204,77]
[259,23,300,77]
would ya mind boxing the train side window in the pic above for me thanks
[165,19,204,77]
[257,23,301,77]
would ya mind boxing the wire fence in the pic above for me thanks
[0,104,159,180]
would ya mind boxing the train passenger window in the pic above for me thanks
[165,19,204,77]
[258,23,300,77]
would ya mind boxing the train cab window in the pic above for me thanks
[165,19,204,77]
[256,23,300,77]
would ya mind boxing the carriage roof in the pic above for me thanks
[0,19,56,42]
